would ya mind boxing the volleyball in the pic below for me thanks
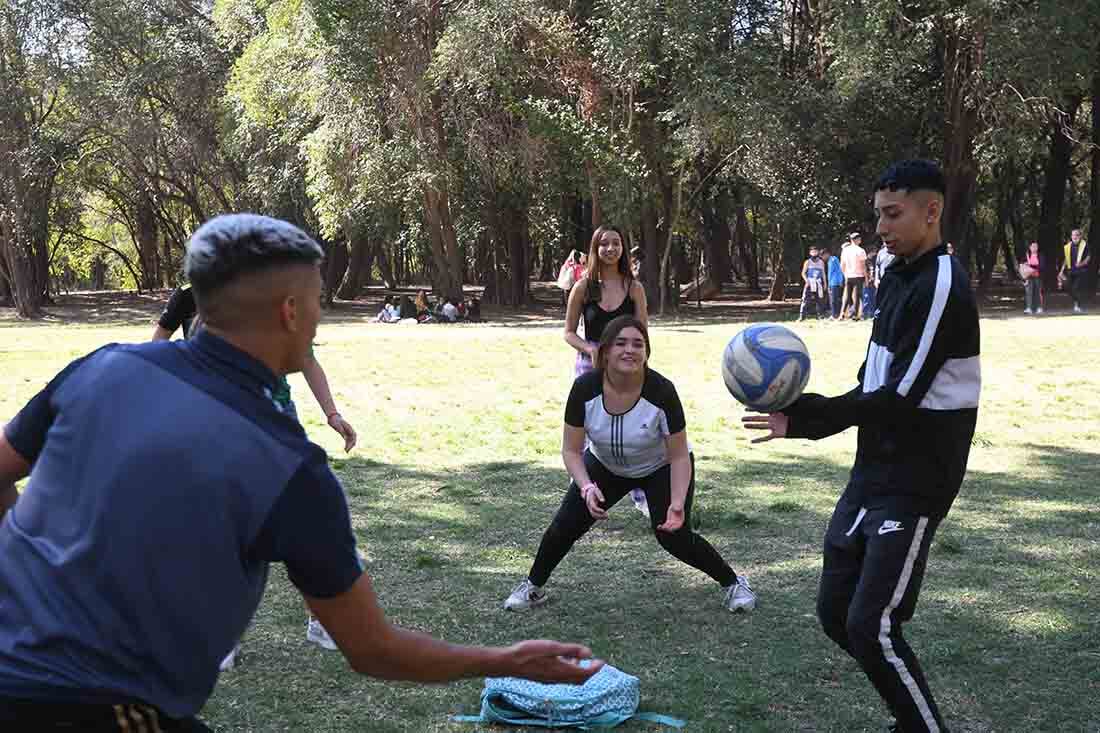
[721,324,811,412]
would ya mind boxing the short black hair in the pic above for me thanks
[184,214,324,298]
[874,159,946,196]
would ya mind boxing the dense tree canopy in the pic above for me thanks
[2,0,1099,316]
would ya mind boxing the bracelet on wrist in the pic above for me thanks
[580,483,597,498]
[326,411,340,420]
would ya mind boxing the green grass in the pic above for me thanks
[2,298,1098,732]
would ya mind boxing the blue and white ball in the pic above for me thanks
[722,324,811,412]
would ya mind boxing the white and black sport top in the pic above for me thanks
[565,367,688,479]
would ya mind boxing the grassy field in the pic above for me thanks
[1,294,1098,732]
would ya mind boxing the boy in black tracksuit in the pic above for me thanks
[745,160,980,733]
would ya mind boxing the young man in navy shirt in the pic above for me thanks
[745,160,980,733]
[0,214,600,731]
[153,277,356,661]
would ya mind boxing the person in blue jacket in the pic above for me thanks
[826,245,846,319]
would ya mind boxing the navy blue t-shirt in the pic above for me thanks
[0,332,362,717]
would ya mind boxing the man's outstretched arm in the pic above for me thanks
[306,573,601,684]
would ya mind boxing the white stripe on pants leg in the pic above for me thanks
[878,516,939,732]
[845,507,867,537]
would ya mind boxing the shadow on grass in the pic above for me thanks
[309,441,1099,732]
[200,440,1100,732]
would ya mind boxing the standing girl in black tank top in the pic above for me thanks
[564,225,649,378]
[564,225,650,515]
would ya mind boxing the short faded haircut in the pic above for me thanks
[184,214,323,301]
[874,159,947,196]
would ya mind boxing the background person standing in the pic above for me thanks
[826,246,845,319]
[1020,241,1043,314]
[798,246,829,321]
[1059,228,1090,313]
[840,232,868,320]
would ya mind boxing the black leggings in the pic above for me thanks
[528,451,738,587]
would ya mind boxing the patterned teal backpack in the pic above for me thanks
[452,663,685,729]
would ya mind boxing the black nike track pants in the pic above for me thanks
[817,493,948,733]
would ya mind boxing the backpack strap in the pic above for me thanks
[451,713,582,728]
[452,711,685,730]
[633,711,687,728]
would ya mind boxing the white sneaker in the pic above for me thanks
[631,489,650,518]
[1074,304,1083,313]
[503,579,549,611]
[724,577,756,613]
[219,644,240,671]
[306,618,338,651]
[1024,308,1032,315]
[1036,307,1044,314]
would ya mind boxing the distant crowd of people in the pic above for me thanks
[800,227,1091,319]
[1016,228,1091,315]
[798,231,894,321]
[374,290,481,324]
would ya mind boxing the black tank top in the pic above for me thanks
[582,283,635,343]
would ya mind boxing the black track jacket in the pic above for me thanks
[785,244,980,519]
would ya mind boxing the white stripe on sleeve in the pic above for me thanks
[863,342,895,393]
[919,356,981,410]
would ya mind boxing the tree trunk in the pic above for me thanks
[639,195,661,306]
[0,260,11,306]
[996,171,1019,283]
[1089,64,1100,299]
[338,236,373,300]
[325,236,349,304]
[506,203,530,308]
[586,160,602,229]
[135,195,158,292]
[767,222,788,302]
[1037,95,1083,295]
[566,192,592,256]
[422,185,464,301]
[977,218,999,291]
[939,20,985,268]
[658,175,682,315]
[699,186,734,288]
[0,17,44,316]
[672,240,691,288]
[539,239,555,281]
[0,235,40,316]
[733,199,760,291]
[91,257,107,290]
[1000,237,1017,280]
[375,243,397,290]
